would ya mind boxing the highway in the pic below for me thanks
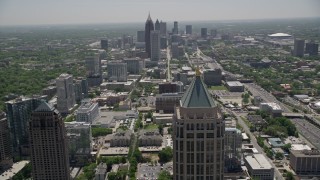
[291,118,320,149]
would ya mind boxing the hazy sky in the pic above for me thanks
[0,0,319,26]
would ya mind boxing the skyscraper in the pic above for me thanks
[173,21,178,34]
[0,111,13,171]
[151,30,160,61]
[6,96,46,156]
[201,28,208,38]
[160,21,167,35]
[107,61,128,82]
[173,68,225,180]
[137,30,145,42]
[56,74,75,115]
[186,25,192,35]
[100,39,108,50]
[145,13,154,58]
[155,19,160,31]
[305,41,319,56]
[29,102,70,180]
[293,39,305,57]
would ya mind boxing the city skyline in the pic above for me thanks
[0,0,319,26]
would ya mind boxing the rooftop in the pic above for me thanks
[268,33,292,37]
[245,154,273,169]
[226,81,244,87]
[180,72,215,108]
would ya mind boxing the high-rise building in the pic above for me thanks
[0,111,13,171]
[160,36,168,49]
[210,29,217,37]
[201,28,208,38]
[155,19,160,31]
[171,42,179,59]
[224,128,242,172]
[107,61,127,82]
[100,39,108,50]
[160,21,167,35]
[305,41,319,56]
[186,25,192,35]
[6,96,46,155]
[57,74,75,115]
[29,102,70,180]
[145,13,154,58]
[293,39,305,57]
[65,122,92,166]
[85,53,101,76]
[151,30,160,61]
[173,69,225,180]
[173,21,178,34]
[137,30,145,42]
[74,79,83,103]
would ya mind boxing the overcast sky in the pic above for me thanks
[0,0,319,26]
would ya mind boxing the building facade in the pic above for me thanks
[224,128,242,172]
[244,154,274,180]
[173,21,178,34]
[137,30,145,42]
[203,68,222,86]
[201,28,208,38]
[290,150,320,175]
[305,42,319,56]
[124,57,144,74]
[0,112,13,171]
[101,39,108,50]
[173,69,225,180]
[145,13,154,58]
[29,102,70,180]
[57,74,76,114]
[76,99,100,123]
[107,62,127,82]
[293,39,305,57]
[156,93,183,113]
[160,21,167,35]
[186,25,192,35]
[155,19,160,31]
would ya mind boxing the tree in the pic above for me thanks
[159,147,173,163]
[158,170,173,180]
[158,124,164,135]
[283,143,292,152]
[286,171,294,180]
[275,152,284,160]
[91,127,113,137]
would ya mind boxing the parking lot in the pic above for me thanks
[137,163,162,180]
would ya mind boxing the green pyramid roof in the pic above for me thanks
[34,101,55,112]
[180,76,215,108]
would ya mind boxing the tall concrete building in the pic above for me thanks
[186,25,192,35]
[151,30,160,61]
[85,53,101,76]
[29,102,70,180]
[107,61,127,82]
[203,68,222,86]
[211,29,217,37]
[224,128,242,172]
[160,36,168,49]
[75,99,100,123]
[160,21,167,35]
[305,41,319,56]
[173,21,178,34]
[0,112,13,171]
[57,74,75,115]
[6,95,46,156]
[137,30,145,42]
[293,39,305,57]
[145,13,154,58]
[173,69,225,180]
[155,19,160,31]
[201,28,208,38]
[124,57,144,74]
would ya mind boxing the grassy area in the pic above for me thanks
[209,85,227,91]
[144,123,159,130]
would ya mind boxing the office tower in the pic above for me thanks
[173,69,225,180]
[56,74,75,115]
[29,102,70,180]
[224,128,242,172]
[186,25,192,35]
[137,30,145,42]
[201,28,208,38]
[107,61,128,82]
[155,19,160,31]
[160,36,168,49]
[85,53,101,76]
[151,30,160,61]
[6,96,46,155]
[203,68,222,86]
[293,39,305,57]
[0,112,13,171]
[124,57,144,74]
[80,78,89,98]
[74,79,83,103]
[65,122,92,166]
[100,39,108,50]
[160,21,167,35]
[171,42,179,59]
[173,21,178,34]
[305,41,319,56]
[211,29,217,37]
[145,13,154,58]
[76,99,100,123]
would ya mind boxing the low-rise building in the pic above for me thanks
[139,130,162,147]
[259,102,282,117]
[244,154,274,180]
[110,131,132,147]
[226,81,244,92]
[268,138,284,148]
[75,99,100,123]
[290,150,320,175]
[95,163,107,180]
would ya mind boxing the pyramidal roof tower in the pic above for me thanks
[145,12,154,58]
